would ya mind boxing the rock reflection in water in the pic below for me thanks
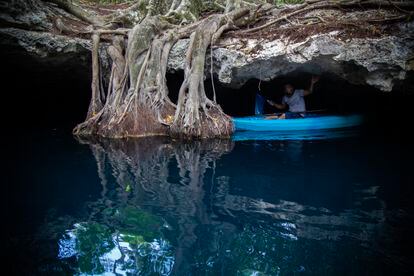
[54,137,394,275]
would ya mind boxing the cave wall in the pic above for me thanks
[167,20,414,93]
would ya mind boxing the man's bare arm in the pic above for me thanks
[303,75,320,96]
[267,100,286,110]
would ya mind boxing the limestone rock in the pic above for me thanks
[168,22,414,92]
[1,0,413,93]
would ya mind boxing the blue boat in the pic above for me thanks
[233,113,363,132]
[232,113,364,141]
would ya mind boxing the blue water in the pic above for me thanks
[6,129,414,275]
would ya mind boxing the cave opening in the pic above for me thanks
[1,46,92,133]
[167,70,388,118]
[206,71,384,117]
[167,69,414,138]
[167,70,413,117]
[2,47,413,138]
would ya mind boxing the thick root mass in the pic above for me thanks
[73,2,250,138]
[74,16,175,138]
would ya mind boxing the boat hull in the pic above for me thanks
[233,114,363,132]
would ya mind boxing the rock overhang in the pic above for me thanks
[167,21,414,92]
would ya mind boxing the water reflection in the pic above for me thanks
[47,136,408,275]
[58,221,174,275]
[232,128,361,141]
[56,137,234,275]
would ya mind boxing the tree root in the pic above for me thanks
[45,0,106,27]
[85,33,103,120]
[243,0,414,34]
[170,8,249,138]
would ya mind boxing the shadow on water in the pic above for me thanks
[18,134,412,275]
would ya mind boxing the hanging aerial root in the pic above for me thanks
[73,3,256,139]
[86,33,104,121]
[170,8,250,138]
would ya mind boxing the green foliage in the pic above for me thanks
[86,0,134,4]
[121,233,146,245]
[114,206,164,241]
[74,222,114,274]
[189,0,204,17]
[274,0,304,5]
[125,183,131,192]
[59,216,173,275]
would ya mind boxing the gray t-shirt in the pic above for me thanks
[282,89,306,112]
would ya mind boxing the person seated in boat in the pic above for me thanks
[266,75,319,119]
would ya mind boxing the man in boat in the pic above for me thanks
[267,75,319,119]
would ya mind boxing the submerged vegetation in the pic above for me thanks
[58,212,174,274]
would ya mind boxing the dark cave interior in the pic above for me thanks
[166,70,369,117]
[2,48,413,137]
[2,46,92,131]
[168,69,413,135]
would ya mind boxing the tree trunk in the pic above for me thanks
[170,8,249,138]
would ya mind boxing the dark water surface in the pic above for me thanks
[6,128,414,275]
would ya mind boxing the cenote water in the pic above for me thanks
[6,126,414,275]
